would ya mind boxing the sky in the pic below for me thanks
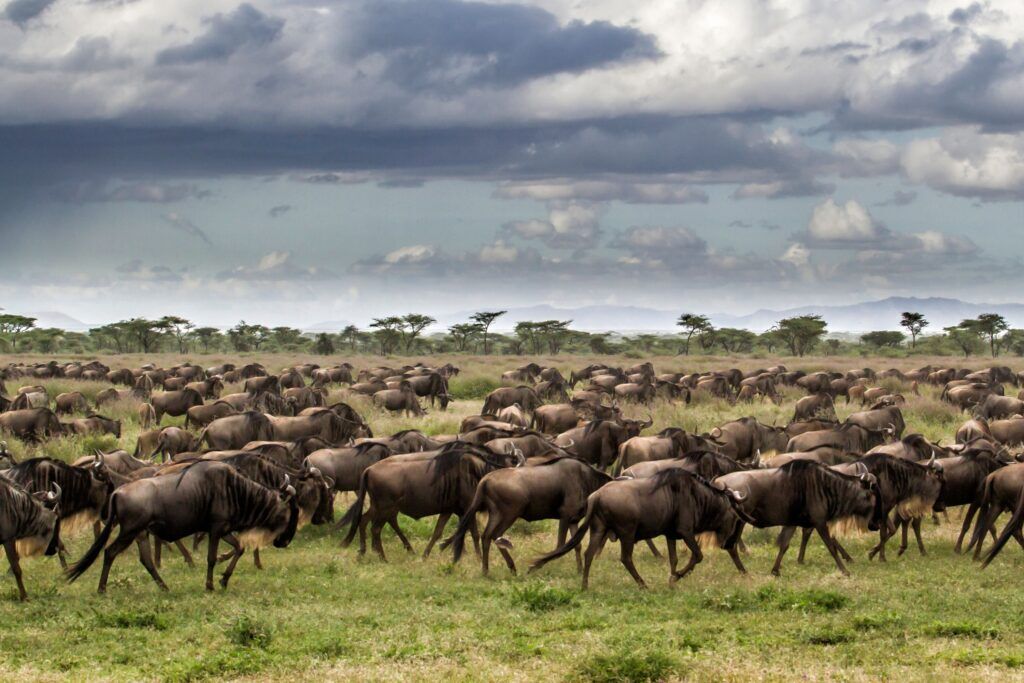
[0,0,1022,328]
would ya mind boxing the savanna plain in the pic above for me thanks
[2,352,1023,682]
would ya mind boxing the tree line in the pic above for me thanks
[0,309,1020,357]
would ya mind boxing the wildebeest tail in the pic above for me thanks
[338,469,369,547]
[440,481,486,563]
[982,486,1024,569]
[529,497,596,573]
[66,494,117,583]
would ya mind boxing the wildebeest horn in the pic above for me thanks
[752,449,761,468]
[48,482,61,502]
[308,466,322,478]
[855,461,868,476]
[643,412,654,428]
[281,474,291,490]
[727,488,746,502]
[514,448,526,467]
[710,427,722,439]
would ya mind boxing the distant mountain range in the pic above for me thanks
[17,297,1024,335]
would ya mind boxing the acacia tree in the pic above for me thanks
[861,330,905,348]
[676,314,711,355]
[772,315,827,357]
[228,321,270,352]
[158,316,194,354]
[900,311,929,348]
[0,314,36,352]
[400,314,436,353]
[945,322,982,358]
[192,327,221,353]
[314,333,335,355]
[470,311,506,355]
[341,325,361,352]
[123,318,165,353]
[370,317,404,355]
[448,323,482,352]
[974,313,1009,357]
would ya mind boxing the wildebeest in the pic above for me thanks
[966,463,1024,561]
[267,411,349,445]
[845,404,906,439]
[792,393,837,422]
[974,394,1024,421]
[786,423,893,454]
[338,442,523,560]
[529,469,749,589]
[67,460,300,593]
[0,408,63,443]
[54,391,88,415]
[442,455,612,575]
[715,460,883,575]
[151,388,204,424]
[709,417,789,462]
[199,412,275,451]
[403,372,451,410]
[185,400,238,429]
[373,381,426,417]
[530,403,582,435]
[307,442,394,495]
[482,386,541,415]
[5,456,115,567]
[0,479,61,600]
[555,418,648,470]
[63,414,122,438]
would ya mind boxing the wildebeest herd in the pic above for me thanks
[3,357,1024,600]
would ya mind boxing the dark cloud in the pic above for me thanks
[268,204,292,218]
[115,259,183,283]
[875,189,917,207]
[161,212,212,244]
[155,3,285,65]
[949,3,983,25]
[4,0,56,26]
[344,0,660,90]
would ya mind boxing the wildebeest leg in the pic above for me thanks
[567,522,582,572]
[955,504,980,554]
[370,518,387,561]
[174,541,194,566]
[666,538,678,577]
[868,519,892,562]
[205,532,222,591]
[644,539,662,558]
[57,539,69,570]
[771,526,797,577]
[469,516,482,557]
[797,527,813,564]
[389,516,414,554]
[911,518,926,555]
[421,514,450,558]
[896,517,910,555]
[135,535,168,591]
[619,536,646,589]
[252,548,262,570]
[357,513,370,556]
[3,540,26,601]
[192,533,204,552]
[670,534,703,583]
[483,513,516,576]
[815,524,849,576]
[219,534,244,589]
[154,539,162,567]
[581,525,607,591]
[98,530,139,594]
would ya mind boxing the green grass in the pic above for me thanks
[1,352,1023,680]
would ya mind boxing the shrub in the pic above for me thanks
[511,584,577,612]
[575,651,679,683]
[227,614,275,648]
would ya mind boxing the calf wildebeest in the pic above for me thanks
[151,388,204,424]
[529,469,749,589]
[715,460,883,575]
[353,429,441,454]
[0,479,61,600]
[54,391,88,415]
[5,456,114,567]
[0,408,63,443]
[138,403,157,429]
[482,386,541,415]
[150,427,200,462]
[442,455,612,575]
[620,450,749,481]
[68,460,300,593]
[338,442,523,560]
[795,454,944,563]
[283,386,326,413]
[786,423,893,454]
[372,382,425,417]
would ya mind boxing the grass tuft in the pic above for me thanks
[574,651,680,683]
[511,583,578,612]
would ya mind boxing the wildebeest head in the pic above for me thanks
[273,475,300,548]
[850,464,884,531]
[620,412,654,438]
[300,459,336,524]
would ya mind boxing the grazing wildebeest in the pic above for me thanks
[54,392,88,415]
[300,402,372,439]
[529,469,749,589]
[786,423,893,454]
[199,412,275,451]
[845,404,906,439]
[0,479,61,600]
[338,442,523,560]
[151,388,204,424]
[63,414,122,438]
[404,372,450,410]
[442,455,612,575]
[67,461,300,593]
[372,382,425,417]
[973,394,1024,421]
[0,408,63,443]
[482,386,541,415]
[792,393,837,422]
[715,460,883,575]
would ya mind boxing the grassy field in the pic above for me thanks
[2,353,1024,681]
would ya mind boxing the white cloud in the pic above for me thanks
[383,244,437,264]
[502,202,604,250]
[902,128,1024,200]
[779,242,810,268]
[805,198,887,244]
[494,179,708,204]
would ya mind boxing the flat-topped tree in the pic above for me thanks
[470,311,506,355]
[0,314,36,352]
[900,311,929,348]
[974,313,1009,357]
[772,315,827,357]
[676,313,711,355]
